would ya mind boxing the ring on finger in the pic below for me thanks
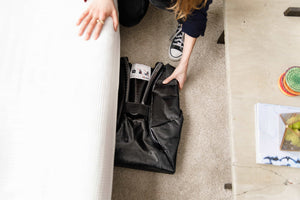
[96,19,105,25]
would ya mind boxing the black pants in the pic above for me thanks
[118,0,173,27]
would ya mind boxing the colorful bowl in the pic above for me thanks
[278,73,297,96]
[285,66,300,93]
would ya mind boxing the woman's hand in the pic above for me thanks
[162,62,188,90]
[163,33,197,90]
[77,0,119,40]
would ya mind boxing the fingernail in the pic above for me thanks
[162,81,166,84]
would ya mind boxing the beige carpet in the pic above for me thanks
[112,0,232,199]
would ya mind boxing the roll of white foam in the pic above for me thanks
[0,0,120,199]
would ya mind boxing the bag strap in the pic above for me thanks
[141,62,164,104]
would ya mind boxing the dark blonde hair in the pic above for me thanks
[169,0,208,21]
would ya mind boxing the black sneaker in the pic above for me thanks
[169,24,184,61]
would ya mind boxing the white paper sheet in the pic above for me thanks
[0,1,120,199]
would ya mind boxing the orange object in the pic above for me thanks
[278,73,297,96]
[283,75,300,95]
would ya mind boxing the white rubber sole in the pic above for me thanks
[168,45,182,62]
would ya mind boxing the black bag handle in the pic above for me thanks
[122,58,164,105]
[141,62,164,104]
[121,58,164,118]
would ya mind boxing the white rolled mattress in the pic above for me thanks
[0,1,120,199]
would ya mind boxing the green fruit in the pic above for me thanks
[288,124,293,129]
[286,114,300,124]
[292,121,300,129]
[294,129,300,136]
[285,130,300,147]
[287,116,297,124]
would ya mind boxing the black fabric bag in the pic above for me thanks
[114,57,184,174]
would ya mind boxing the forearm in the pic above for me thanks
[179,33,197,69]
[162,34,196,88]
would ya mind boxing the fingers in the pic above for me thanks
[78,14,92,36]
[77,11,108,40]
[76,9,89,26]
[93,19,104,40]
[77,9,119,40]
[163,74,185,89]
[84,17,98,40]
[93,12,106,40]
[162,75,174,84]
[178,81,184,90]
[111,10,119,31]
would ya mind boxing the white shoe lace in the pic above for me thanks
[171,24,184,49]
